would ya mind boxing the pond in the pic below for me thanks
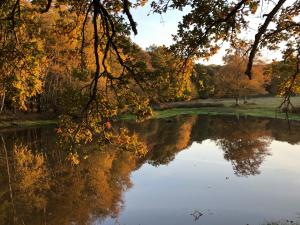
[0,115,300,225]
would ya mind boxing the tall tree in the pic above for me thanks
[144,45,194,102]
[192,64,221,98]
[214,50,268,105]
[152,0,300,102]
[1,0,155,146]
[0,1,46,112]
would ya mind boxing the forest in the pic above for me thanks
[0,1,299,111]
[1,1,300,225]
[0,0,299,153]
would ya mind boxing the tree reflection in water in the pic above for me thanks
[0,115,299,224]
[128,115,299,176]
[0,132,142,225]
[214,119,271,176]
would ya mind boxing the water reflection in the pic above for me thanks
[0,131,141,225]
[214,119,272,176]
[0,115,299,225]
[126,115,299,176]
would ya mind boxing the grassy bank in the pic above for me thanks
[154,96,300,121]
[0,113,58,129]
[154,106,300,121]
[122,96,300,121]
[0,119,58,129]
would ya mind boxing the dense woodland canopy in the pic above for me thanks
[0,0,300,149]
[1,2,300,224]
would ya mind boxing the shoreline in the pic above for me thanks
[1,108,299,130]
[121,107,300,121]
[1,96,300,129]
[0,119,58,129]
[0,110,298,130]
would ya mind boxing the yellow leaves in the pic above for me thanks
[75,128,93,144]
[13,144,50,209]
[11,68,43,110]
[277,73,300,96]
[249,1,258,14]
[67,152,80,165]
[14,146,46,188]
[3,33,46,110]
[176,116,197,149]
[3,139,144,224]
[57,109,149,159]
[199,80,205,89]
[135,0,148,7]
[57,115,95,147]
[113,128,148,157]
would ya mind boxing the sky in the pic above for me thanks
[130,2,285,65]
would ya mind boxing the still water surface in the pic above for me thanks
[0,115,300,225]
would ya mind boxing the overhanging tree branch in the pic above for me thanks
[245,0,287,79]
[40,0,52,13]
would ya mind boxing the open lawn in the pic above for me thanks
[152,96,300,121]
[198,96,300,108]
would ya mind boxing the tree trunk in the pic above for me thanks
[243,95,247,104]
[235,97,240,106]
[1,136,15,212]
[0,91,5,114]
[37,94,42,113]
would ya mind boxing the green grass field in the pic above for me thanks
[198,96,300,108]
[152,96,300,121]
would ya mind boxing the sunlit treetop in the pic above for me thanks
[152,0,300,79]
[0,0,156,147]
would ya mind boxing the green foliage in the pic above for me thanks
[144,45,194,102]
[192,64,221,98]
[264,61,295,95]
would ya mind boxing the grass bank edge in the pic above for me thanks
[0,119,58,129]
[121,107,300,121]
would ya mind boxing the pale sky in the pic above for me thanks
[130,2,287,65]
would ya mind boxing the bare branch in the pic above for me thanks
[122,0,137,35]
[40,0,52,13]
[245,0,287,79]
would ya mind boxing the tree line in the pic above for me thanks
[193,56,300,105]
[1,0,300,147]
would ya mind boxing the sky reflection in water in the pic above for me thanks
[0,115,300,225]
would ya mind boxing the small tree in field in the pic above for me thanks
[214,52,269,105]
